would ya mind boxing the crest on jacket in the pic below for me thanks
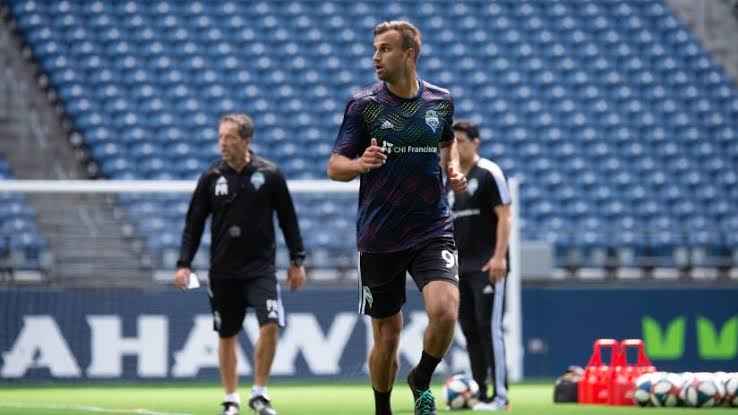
[251,171,265,190]
[215,176,228,196]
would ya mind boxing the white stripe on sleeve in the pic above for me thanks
[477,158,511,205]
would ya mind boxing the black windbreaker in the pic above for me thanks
[177,155,305,279]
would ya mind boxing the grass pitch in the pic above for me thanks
[0,382,735,414]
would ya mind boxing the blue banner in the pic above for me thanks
[0,287,440,382]
[1,287,737,381]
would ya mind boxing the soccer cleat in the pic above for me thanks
[248,395,277,415]
[407,368,437,415]
[220,401,240,415]
[472,398,511,412]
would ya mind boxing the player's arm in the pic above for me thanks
[327,98,384,181]
[439,97,466,192]
[439,138,459,172]
[327,138,386,181]
[440,139,467,192]
[273,169,306,291]
[327,153,360,181]
[482,166,513,282]
[174,173,211,288]
[483,204,512,282]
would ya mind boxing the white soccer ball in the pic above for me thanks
[442,374,480,410]
[676,373,690,400]
[724,373,738,407]
[708,372,727,405]
[714,372,730,406]
[680,372,722,408]
[650,372,683,407]
[633,372,657,407]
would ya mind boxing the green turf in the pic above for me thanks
[0,382,735,415]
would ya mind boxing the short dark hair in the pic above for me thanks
[219,113,254,140]
[452,120,480,140]
[374,20,422,62]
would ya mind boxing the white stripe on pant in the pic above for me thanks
[490,278,508,402]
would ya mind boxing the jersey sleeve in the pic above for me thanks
[486,166,512,208]
[177,172,212,268]
[439,96,455,147]
[271,168,306,263]
[332,98,368,158]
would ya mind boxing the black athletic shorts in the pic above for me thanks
[207,275,284,338]
[358,237,459,319]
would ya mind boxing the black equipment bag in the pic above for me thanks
[553,366,584,403]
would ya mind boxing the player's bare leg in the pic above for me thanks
[249,322,278,415]
[407,280,459,414]
[219,335,239,395]
[422,280,459,358]
[219,335,241,414]
[254,322,278,387]
[370,312,402,415]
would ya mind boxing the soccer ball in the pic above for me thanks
[442,374,480,410]
[723,373,738,407]
[714,372,730,406]
[633,372,657,407]
[708,372,727,405]
[650,372,683,407]
[680,373,722,408]
[714,372,737,407]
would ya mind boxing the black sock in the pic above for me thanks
[373,387,392,415]
[413,351,442,390]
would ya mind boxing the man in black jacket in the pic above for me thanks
[175,113,306,415]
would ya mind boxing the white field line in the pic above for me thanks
[0,402,193,415]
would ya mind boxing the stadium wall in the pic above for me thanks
[524,287,738,377]
[1,287,736,382]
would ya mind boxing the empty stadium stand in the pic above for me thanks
[4,0,738,279]
[0,156,51,278]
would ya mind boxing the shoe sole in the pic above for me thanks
[473,402,511,412]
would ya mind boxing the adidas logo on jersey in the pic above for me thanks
[380,120,394,129]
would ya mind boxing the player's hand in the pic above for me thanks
[287,265,306,291]
[357,138,386,173]
[482,256,507,283]
[447,164,467,192]
[174,267,191,290]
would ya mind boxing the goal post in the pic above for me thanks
[0,179,359,193]
[507,177,523,382]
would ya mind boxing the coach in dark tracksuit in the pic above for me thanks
[174,113,305,415]
[449,121,512,412]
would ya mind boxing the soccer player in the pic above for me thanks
[326,20,467,415]
[449,121,512,411]
[174,113,306,415]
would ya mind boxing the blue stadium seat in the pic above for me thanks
[7,0,738,271]
[0,157,50,271]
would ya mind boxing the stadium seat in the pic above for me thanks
[6,0,738,272]
[0,158,50,272]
